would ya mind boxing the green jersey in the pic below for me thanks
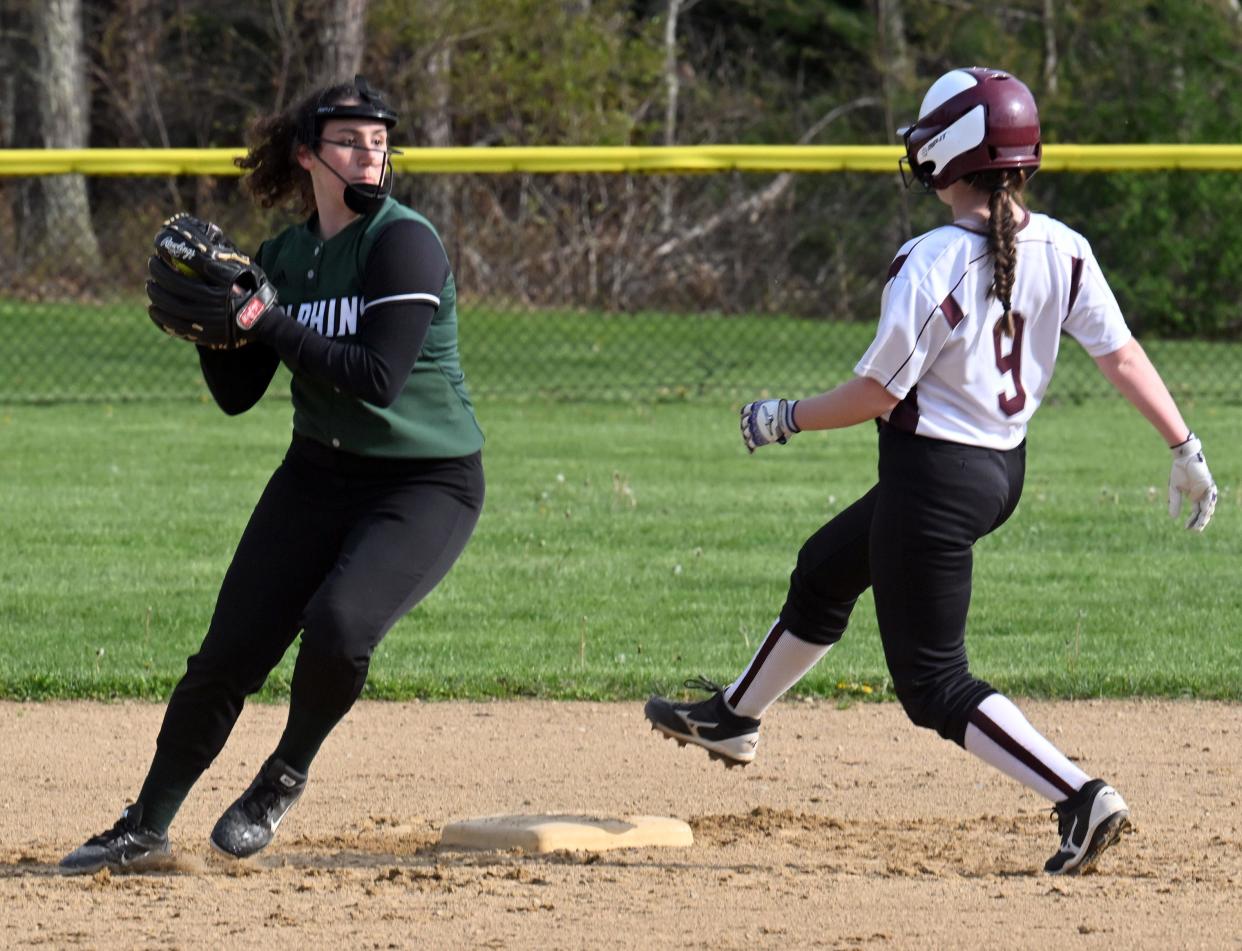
[257,198,483,459]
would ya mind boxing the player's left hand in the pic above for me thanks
[1168,432,1217,532]
[740,399,800,453]
[146,213,280,349]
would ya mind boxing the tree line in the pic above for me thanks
[2,0,1240,335]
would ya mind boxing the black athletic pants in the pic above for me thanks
[779,423,1025,746]
[141,436,484,816]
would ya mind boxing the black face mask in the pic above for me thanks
[310,146,401,216]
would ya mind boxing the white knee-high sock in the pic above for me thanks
[964,693,1091,803]
[724,620,832,719]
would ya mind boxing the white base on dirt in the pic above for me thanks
[439,814,693,853]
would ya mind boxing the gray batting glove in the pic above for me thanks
[1168,432,1217,532]
[740,399,800,453]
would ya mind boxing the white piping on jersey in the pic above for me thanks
[362,292,440,313]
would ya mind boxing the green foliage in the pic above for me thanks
[672,0,879,144]
[660,0,1242,336]
[1013,0,1242,339]
[0,395,1239,701]
[1038,171,1242,338]
[1052,0,1242,143]
[6,0,1242,335]
[370,0,664,145]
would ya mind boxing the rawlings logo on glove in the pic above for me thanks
[145,213,279,349]
[157,236,197,264]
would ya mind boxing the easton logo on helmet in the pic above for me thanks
[899,67,1041,191]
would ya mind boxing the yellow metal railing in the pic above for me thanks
[2,144,1242,176]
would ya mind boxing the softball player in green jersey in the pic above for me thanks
[61,76,484,873]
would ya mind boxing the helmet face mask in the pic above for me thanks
[898,67,1041,191]
[298,75,404,216]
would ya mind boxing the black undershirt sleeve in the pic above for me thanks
[196,235,281,415]
[197,342,281,416]
[251,219,448,408]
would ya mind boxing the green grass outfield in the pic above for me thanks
[4,295,1242,403]
[0,394,1238,702]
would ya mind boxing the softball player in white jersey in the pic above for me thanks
[645,67,1218,876]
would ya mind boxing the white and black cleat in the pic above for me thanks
[59,803,171,875]
[210,756,307,859]
[1045,779,1131,875]
[644,677,760,768]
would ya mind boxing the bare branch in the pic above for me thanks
[652,96,883,260]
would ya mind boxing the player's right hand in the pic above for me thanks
[740,399,800,453]
[1168,432,1217,532]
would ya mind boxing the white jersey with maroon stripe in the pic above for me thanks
[854,212,1131,450]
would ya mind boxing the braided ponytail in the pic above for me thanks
[967,168,1028,337]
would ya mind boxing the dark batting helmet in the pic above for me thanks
[898,67,1041,191]
[296,74,399,148]
[296,75,404,216]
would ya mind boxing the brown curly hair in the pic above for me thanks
[234,81,360,214]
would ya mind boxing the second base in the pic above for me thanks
[439,814,693,853]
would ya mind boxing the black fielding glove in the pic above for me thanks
[146,213,279,349]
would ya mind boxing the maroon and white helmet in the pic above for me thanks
[898,67,1041,190]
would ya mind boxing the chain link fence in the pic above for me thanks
[2,163,1240,405]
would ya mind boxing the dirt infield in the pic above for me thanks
[2,699,1238,949]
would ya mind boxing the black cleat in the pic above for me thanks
[59,803,170,875]
[644,676,761,768]
[210,756,307,859]
[1045,779,1131,875]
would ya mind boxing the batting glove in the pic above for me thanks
[1168,432,1217,532]
[740,399,800,453]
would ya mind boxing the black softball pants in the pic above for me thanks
[147,436,484,791]
[779,424,1025,746]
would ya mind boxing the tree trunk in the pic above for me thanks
[0,38,14,148]
[314,0,369,84]
[874,0,911,242]
[421,41,456,250]
[661,0,684,233]
[0,21,17,277]
[267,0,301,110]
[36,0,100,265]
[1042,0,1059,94]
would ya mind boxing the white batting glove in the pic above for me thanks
[1168,432,1217,532]
[740,399,800,453]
